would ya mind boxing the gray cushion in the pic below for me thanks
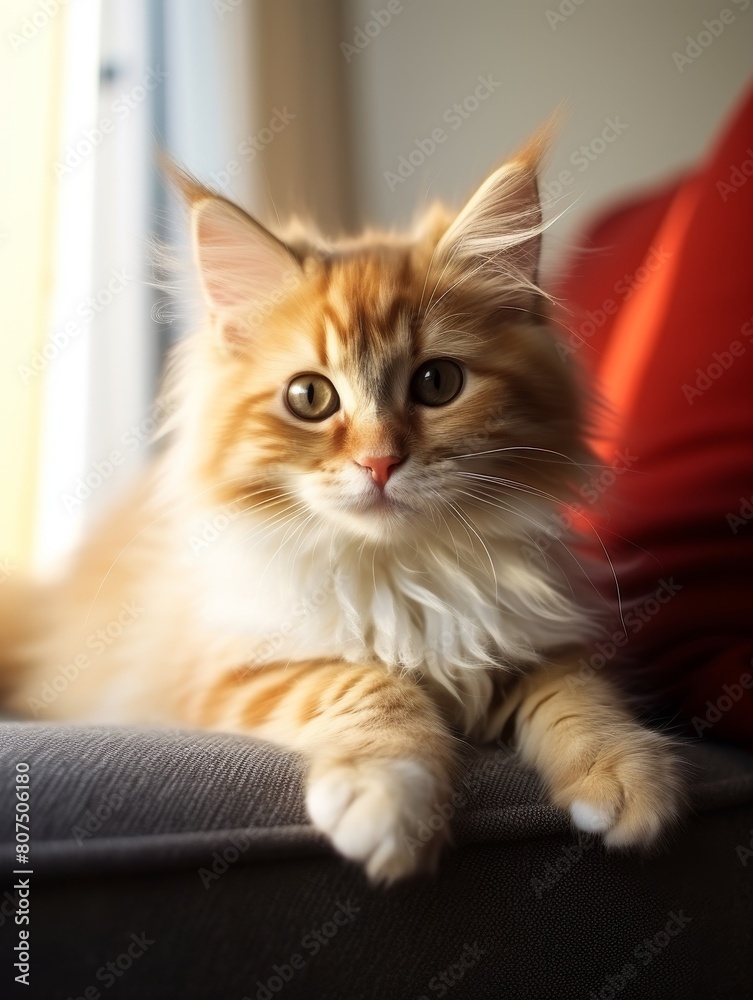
[1,723,752,999]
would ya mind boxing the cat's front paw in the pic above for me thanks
[550,728,686,848]
[306,758,451,883]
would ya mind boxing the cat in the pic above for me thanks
[1,127,684,883]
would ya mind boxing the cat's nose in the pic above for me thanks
[355,454,403,488]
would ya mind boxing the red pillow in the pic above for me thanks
[556,81,753,749]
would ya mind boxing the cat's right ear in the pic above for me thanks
[431,116,560,305]
[163,160,302,342]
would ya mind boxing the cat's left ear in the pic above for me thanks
[163,160,302,341]
[434,124,552,300]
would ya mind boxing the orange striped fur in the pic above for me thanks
[1,133,685,882]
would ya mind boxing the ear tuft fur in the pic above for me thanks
[160,155,302,341]
[433,111,565,304]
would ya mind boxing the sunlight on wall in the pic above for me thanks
[0,2,69,572]
[33,2,101,572]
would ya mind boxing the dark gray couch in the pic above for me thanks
[1,723,752,999]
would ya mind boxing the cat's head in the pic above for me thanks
[166,132,586,547]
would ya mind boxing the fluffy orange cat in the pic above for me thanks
[2,130,684,882]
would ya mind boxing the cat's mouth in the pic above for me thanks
[301,473,431,538]
[335,483,420,524]
[347,490,409,514]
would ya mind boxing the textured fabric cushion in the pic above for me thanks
[1,722,752,999]
[0,723,752,872]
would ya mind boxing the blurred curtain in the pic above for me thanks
[256,0,357,236]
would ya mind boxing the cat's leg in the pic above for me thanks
[190,658,457,883]
[475,660,685,847]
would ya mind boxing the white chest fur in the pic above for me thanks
[180,506,589,688]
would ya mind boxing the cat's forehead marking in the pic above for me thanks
[316,279,414,414]
[321,250,418,372]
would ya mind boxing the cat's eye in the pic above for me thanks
[410,358,464,407]
[286,373,340,421]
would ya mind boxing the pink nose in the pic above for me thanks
[356,454,403,488]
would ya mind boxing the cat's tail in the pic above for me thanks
[0,574,49,707]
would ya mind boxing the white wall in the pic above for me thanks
[343,0,753,273]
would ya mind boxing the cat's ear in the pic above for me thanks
[163,160,301,339]
[434,124,552,300]
[191,197,302,314]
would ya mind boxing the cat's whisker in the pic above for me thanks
[241,500,309,537]
[370,539,379,593]
[453,484,539,530]
[426,488,462,569]
[306,516,333,577]
[286,509,323,589]
[456,471,589,512]
[417,229,447,314]
[450,445,599,470]
[462,484,618,617]
[422,226,468,316]
[282,515,321,591]
[423,252,493,319]
[251,508,315,586]
[233,485,297,504]
[233,503,311,554]
[453,480,558,546]
[454,473,625,630]
[453,487,549,566]
[253,526,307,592]
[457,486,587,611]
[235,491,301,516]
[454,485,596,604]
[235,496,309,529]
[422,491,446,539]
[442,497,498,599]
[455,471,566,507]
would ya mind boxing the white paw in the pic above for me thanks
[569,799,614,834]
[306,758,450,883]
[554,731,686,848]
